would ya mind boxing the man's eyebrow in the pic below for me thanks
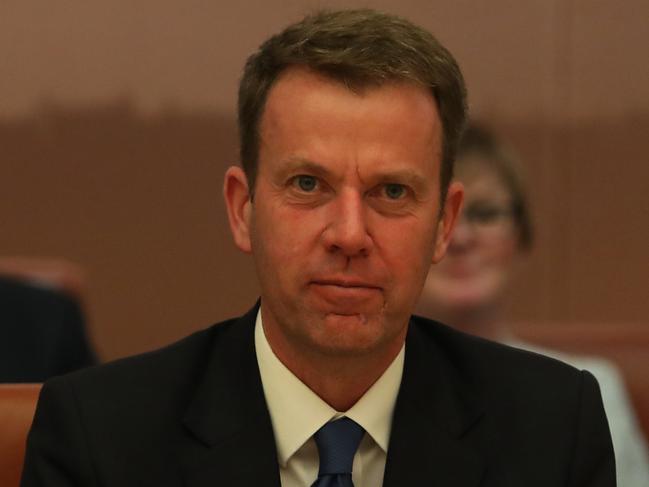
[372,170,429,190]
[275,157,336,180]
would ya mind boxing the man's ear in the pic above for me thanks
[432,181,464,263]
[223,166,253,254]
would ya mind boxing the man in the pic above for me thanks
[21,10,615,487]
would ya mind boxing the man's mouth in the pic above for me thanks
[308,278,383,312]
[311,277,381,289]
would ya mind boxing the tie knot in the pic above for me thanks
[313,417,365,475]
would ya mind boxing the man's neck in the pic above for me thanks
[283,347,403,411]
[262,318,406,411]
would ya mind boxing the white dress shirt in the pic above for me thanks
[255,311,404,487]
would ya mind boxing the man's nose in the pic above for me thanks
[321,190,373,257]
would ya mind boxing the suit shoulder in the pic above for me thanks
[46,315,241,401]
[408,316,611,470]
[409,315,584,392]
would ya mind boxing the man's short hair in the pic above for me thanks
[238,9,467,203]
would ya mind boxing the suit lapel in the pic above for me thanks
[383,320,486,487]
[180,304,281,487]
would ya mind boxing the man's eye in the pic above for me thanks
[292,175,318,192]
[383,183,406,200]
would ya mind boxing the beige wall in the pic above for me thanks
[1,1,648,360]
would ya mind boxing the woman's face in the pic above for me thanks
[421,157,520,312]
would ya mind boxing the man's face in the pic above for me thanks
[225,67,461,368]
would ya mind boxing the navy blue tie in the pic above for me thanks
[311,417,365,487]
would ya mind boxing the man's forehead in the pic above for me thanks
[256,69,442,184]
[260,68,441,137]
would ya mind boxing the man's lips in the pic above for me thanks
[308,279,383,311]
[310,278,382,289]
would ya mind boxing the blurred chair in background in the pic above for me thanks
[0,257,97,382]
[415,122,649,486]
[0,257,86,299]
[0,383,41,487]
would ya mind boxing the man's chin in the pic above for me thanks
[308,335,380,357]
[319,312,373,339]
[302,312,394,356]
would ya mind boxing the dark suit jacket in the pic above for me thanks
[21,304,615,486]
[0,276,96,382]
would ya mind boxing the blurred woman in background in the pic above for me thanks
[416,123,649,485]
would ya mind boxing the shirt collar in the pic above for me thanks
[254,310,405,466]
